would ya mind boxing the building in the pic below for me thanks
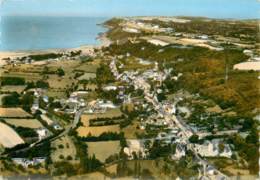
[194,140,232,158]
[171,144,186,160]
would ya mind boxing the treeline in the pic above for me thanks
[27,53,63,61]
[1,91,34,112]
[1,77,25,86]
[89,116,125,126]
[78,132,125,142]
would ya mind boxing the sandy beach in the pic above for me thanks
[0,32,111,67]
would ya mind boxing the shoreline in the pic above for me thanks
[0,30,111,65]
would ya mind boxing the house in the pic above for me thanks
[36,128,48,140]
[12,157,46,168]
[171,144,186,160]
[193,140,232,158]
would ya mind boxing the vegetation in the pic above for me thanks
[96,63,115,86]
[27,53,63,61]
[78,132,126,142]
[2,92,20,107]
[1,77,25,86]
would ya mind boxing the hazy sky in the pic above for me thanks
[1,0,259,19]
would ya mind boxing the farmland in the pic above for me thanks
[4,119,43,129]
[0,108,32,118]
[77,108,123,136]
[77,124,120,137]
[0,122,24,148]
[87,141,121,162]
[51,135,79,164]
[0,85,26,93]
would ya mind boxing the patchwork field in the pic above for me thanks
[87,141,121,162]
[0,122,24,148]
[5,119,43,129]
[81,108,123,126]
[77,109,122,136]
[0,108,32,118]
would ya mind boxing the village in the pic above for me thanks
[0,16,259,179]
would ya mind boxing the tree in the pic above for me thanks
[57,67,65,77]
[189,135,199,143]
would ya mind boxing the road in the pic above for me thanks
[2,107,86,157]
[110,59,229,179]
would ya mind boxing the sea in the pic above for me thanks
[0,16,108,51]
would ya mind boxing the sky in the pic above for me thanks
[0,0,259,19]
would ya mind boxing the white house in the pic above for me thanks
[103,85,117,91]
[171,144,186,160]
[194,140,232,158]
[36,128,48,140]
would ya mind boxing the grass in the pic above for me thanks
[77,111,122,137]
[0,108,32,118]
[4,118,43,129]
[87,141,121,162]
[0,85,26,93]
[77,124,120,137]
[51,135,79,164]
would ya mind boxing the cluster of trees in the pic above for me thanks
[228,127,258,174]
[15,126,38,138]
[1,77,25,86]
[89,116,125,126]
[27,53,63,61]
[149,140,176,159]
[98,89,121,104]
[8,141,51,161]
[70,50,82,57]
[79,132,125,142]
[1,92,20,107]
[25,80,49,90]
[2,91,34,111]
[96,63,115,86]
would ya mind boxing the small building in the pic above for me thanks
[36,128,48,140]
[171,144,186,160]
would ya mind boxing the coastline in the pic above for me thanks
[0,28,111,66]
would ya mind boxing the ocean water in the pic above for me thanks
[0,16,108,51]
